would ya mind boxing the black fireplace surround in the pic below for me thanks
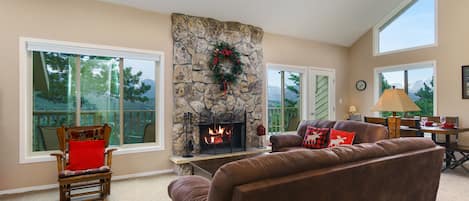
[198,112,247,154]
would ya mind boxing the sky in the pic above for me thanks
[379,0,435,53]
[124,59,155,81]
[267,69,300,88]
[381,66,433,90]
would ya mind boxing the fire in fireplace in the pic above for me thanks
[204,125,231,145]
[198,112,246,154]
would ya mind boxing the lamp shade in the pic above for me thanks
[371,88,421,112]
[349,105,357,113]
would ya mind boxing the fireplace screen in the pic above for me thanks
[198,112,246,154]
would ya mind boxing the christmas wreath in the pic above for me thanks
[209,42,243,95]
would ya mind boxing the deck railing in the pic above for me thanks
[32,110,155,151]
[268,106,300,134]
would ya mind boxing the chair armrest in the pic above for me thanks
[168,176,209,201]
[270,134,303,152]
[50,152,65,158]
[50,152,65,172]
[105,148,118,154]
[105,148,117,168]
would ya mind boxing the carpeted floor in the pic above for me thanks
[1,165,468,201]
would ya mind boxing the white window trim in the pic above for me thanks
[19,37,166,164]
[373,0,439,56]
[265,63,336,135]
[373,60,437,116]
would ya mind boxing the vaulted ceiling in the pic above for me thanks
[101,0,405,46]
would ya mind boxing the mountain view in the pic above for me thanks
[267,85,300,107]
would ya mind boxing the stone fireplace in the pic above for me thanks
[171,13,264,156]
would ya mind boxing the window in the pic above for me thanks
[20,38,164,163]
[375,61,435,117]
[375,0,436,54]
[267,64,335,135]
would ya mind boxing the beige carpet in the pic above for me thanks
[1,165,468,201]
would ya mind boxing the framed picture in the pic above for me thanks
[463,66,469,99]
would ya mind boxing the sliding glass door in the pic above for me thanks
[267,68,303,133]
[267,65,335,135]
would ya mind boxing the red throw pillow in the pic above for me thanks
[67,140,105,171]
[328,129,355,148]
[302,126,330,149]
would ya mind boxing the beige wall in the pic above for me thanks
[348,1,469,126]
[0,0,349,190]
[0,0,174,190]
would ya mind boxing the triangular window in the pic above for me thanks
[377,0,436,54]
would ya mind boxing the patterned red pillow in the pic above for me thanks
[302,126,330,149]
[328,129,355,148]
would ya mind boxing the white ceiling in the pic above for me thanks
[100,0,405,46]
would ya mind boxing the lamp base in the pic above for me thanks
[387,116,401,138]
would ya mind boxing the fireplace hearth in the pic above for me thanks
[198,112,246,154]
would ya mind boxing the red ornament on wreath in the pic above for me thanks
[209,42,244,95]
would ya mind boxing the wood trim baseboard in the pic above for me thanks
[0,169,174,196]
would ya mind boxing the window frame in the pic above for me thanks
[19,37,166,164]
[373,60,437,117]
[265,63,336,135]
[373,0,438,56]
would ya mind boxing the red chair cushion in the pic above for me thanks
[302,126,330,149]
[67,140,105,171]
[328,129,355,147]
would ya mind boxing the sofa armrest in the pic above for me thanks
[270,134,303,152]
[168,176,210,201]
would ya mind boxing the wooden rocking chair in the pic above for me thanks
[51,124,116,201]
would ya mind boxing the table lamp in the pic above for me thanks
[371,86,421,138]
[349,105,357,115]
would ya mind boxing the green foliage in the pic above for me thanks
[123,67,151,102]
[209,42,243,87]
[37,52,76,103]
[35,52,151,104]
[408,80,434,117]
[285,73,300,107]
[380,74,392,93]
[80,56,120,98]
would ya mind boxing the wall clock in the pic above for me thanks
[355,80,367,91]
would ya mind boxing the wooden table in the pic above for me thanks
[420,126,469,170]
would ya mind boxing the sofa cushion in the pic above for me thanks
[59,166,110,178]
[328,129,355,147]
[276,146,310,152]
[333,120,388,144]
[168,176,209,201]
[270,134,304,152]
[302,126,329,149]
[297,120,336,138]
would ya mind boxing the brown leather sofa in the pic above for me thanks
[168,138,444,201]
[270,120,389,152]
